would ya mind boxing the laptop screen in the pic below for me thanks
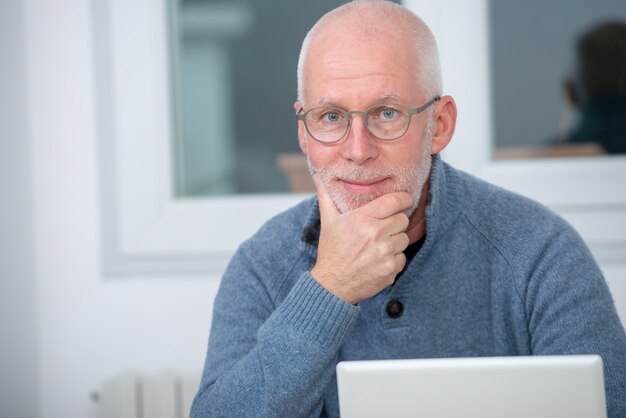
[336,355,606,418]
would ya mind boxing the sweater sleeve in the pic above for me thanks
[525,225,626,418]
[190,245,359,418]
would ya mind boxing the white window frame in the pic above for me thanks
[95,0,626,276]
[407,0,626,264]
[95,0,306,276]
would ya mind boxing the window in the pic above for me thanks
[95,0,626,276]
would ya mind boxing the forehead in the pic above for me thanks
[303,26,421,107]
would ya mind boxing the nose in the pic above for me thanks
[340,113,379,165]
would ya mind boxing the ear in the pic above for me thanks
[294,101,309,155]
[430,95,457,155]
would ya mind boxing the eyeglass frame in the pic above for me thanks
[295,96,441,144]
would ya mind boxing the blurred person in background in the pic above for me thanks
[560,21,626,154]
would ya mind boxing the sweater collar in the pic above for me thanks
[300,153,453,257]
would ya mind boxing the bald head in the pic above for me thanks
[296,0,442,105]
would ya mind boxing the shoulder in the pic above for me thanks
[446,164,581,263]
[232,197,316,281]
[241,196,315,254]
[218,197,316,307]
[443,164,601,311]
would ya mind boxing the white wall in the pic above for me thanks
[9,1,626,418]
[20,1,221,417]
[0,2,39,417]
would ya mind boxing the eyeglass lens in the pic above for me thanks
[305,104,411,142]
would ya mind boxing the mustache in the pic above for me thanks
[308,163,397,181]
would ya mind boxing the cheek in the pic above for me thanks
[305,142,338,168]
[383,142,423,169]
[393,125,431,163]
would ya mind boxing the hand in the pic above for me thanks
[310,180,412,305]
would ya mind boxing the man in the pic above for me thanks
[191,1,626,417]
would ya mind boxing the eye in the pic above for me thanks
[316,109,345,124]
[323,111,340,122]
[381,108,397,119]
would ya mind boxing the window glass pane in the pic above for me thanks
[169,0,392,196]
[490,0,626,159]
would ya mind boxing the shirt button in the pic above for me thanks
[386,300,404,318]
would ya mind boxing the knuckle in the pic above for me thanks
[379,241,393,256]
[366,224,380,241]
[383,257,398,274]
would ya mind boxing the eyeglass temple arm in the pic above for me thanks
[410,96,441,115]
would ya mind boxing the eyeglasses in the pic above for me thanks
[296,96,440,144]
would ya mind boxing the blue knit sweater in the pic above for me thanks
[191,155,626,417]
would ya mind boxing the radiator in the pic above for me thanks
[94,372,201,418]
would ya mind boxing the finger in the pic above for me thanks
[393,252,407,274]
[359,192,414,219]
[389,232,410,255]
[379,212,410,236]
[312,174,340,224]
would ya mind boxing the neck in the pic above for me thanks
[406,180,429,244]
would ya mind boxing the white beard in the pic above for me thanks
[308,116,435,217]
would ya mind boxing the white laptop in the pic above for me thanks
[336,355,606,418]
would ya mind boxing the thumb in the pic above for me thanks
[312,174,340,224]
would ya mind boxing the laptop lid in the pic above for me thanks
[336,355,606,418]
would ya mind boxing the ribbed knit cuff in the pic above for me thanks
[276,272,360,349]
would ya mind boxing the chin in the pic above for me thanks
[337,196,378,213]
[331,188,420,217]
[327,186,383,214]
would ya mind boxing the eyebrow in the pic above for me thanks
[377,92,402,101]
[316,92,404,107]
[317,97,337,106]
